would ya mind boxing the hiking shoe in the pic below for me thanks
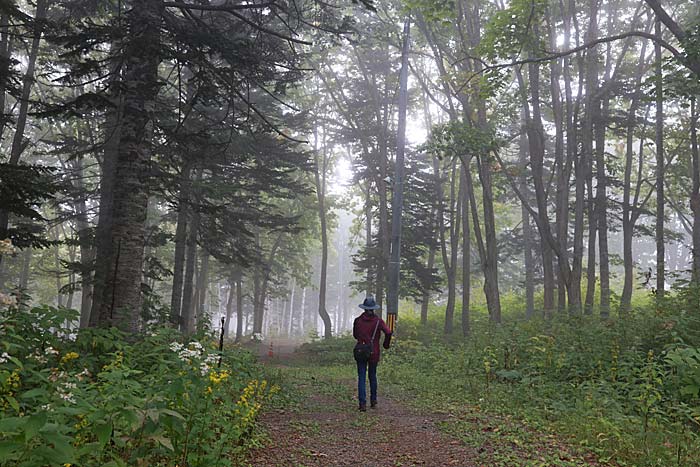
[359,403,367,412]
[370,400,377,409]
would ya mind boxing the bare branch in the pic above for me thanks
[164,1,276,12]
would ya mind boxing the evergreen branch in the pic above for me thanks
[166,1,312,45]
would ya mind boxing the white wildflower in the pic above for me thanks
[169,342,183,353]
[0,352,9,364]
[57,382,77,404]
[58,392,76,404]
[29,352,47,364]
[45,346,59,356]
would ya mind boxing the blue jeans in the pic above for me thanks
[357,360,378,405]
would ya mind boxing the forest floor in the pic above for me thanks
[243,343,614,467]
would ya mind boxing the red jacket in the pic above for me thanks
[353,311,392,364]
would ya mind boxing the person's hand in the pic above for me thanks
[383,334,392,349]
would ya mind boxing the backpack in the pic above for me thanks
[353,320,380,363]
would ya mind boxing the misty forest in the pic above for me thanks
[1,0,699,465]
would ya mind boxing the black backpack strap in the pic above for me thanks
[369,320,380,344]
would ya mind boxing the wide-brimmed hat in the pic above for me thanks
[359,295,380,310]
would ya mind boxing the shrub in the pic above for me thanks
[0,304,275,467]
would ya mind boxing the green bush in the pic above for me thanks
[0,304,275,467]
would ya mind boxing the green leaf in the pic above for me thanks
[160,408,185,420]
[6,395,19,412]
[0,441,23,460]
[41,431,76,463]
[20,387,47,399]
[24,412,47,442]
[153,435,174,451]
[95,421,112,447]
[0,416,26,433]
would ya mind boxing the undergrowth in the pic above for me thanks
[0,304,275,467]
[301,291,700,467]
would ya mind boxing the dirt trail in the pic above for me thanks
[247,371,478,467]
[246,344,609,467]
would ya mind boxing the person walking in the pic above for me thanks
[353,295,392,412]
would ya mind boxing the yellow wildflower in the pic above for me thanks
[61,352,79,364]
[208,369,230,385]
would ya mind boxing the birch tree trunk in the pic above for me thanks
[170,161,192,324]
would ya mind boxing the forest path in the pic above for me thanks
[245,348,611,467]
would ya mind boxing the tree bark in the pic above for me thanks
[655,18,665,301]
[314,126,333,339]
[170,160,193,324]
[181,224,198,334]
[596,98,610,319]
[19,248,31,291]
[96,0,164,332]
[691,97,700,286]
[0,13,13,145]
[235,274,243,342]
[461,165,471,336]
[195,252,209,331]
[621,38,651,313]
[519,128,535,319]
[72,156,95,328]
[0,0,48,247]
[89,45,124,327]
[547,3,568,312]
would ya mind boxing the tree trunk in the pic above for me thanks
[0,0,48,247]
[299,287,306,336]
[96,0,164,332]
[522,58,555,316]
[439,159,460,334]
[288,280,296,337]
[314,127,333,339]
[224,277,234,339]
[476,153,502,324]
[519,129,535,319]
[621,39,651,313]
[195,252,209,331]
[584,166,597,315]
[19,248,31,290]
[548,4,569,313]
[655,18,665,301]
[461,165,471,336]
[181,218,198,334]
[235,275,243,342]
[170,160,193,324]
[72,156,95,328]
[691,97,700,286]
[0,13,13,145]
[596,97,610,319]
[89,46,124,327]
[421,221,436,326]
